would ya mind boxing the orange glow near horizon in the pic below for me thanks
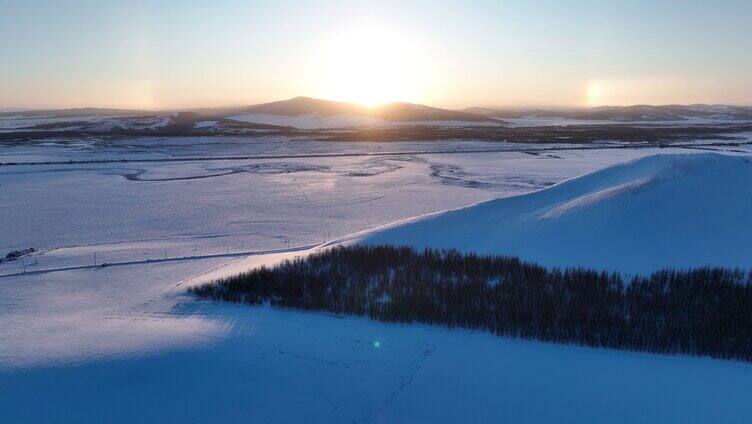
[308,25,430,108]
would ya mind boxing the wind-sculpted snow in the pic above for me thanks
[361,153,752,274]
[538,176,655,219]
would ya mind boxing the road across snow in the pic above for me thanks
[0,244,321,279]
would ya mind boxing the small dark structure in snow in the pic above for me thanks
[4,248,35,262]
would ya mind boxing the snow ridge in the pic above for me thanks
[360,153,752,273]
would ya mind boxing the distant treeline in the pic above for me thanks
[189,245,752,362]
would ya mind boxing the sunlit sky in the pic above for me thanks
[2,0,751,110]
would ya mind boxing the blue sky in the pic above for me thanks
[2,0,751,108]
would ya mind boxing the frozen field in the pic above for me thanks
[2,137,752,422]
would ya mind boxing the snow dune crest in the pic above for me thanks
[360,153,752,274]
[539,176,655,220]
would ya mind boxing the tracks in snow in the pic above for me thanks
[0,244,321,279]
[2,143,740,167]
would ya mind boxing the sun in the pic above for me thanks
[310,25,426,107]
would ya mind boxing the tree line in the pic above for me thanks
[189,245,752,361]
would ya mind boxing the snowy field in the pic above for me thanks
[2,137,752,422]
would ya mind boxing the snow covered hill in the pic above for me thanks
[360,153,752,274]
[0,111,288,134]
[466,104,752,123]
[206,96,503,129]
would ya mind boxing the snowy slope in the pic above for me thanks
[230,112,385,129]
[229,112,503,129]
[360,153,752,274]
[0,111,288,134]
[219,97,502,129]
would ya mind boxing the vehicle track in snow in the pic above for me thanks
[2,140,748,167]
[0,243,321,279]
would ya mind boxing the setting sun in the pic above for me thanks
[310,25,427,107]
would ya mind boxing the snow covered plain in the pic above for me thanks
[2,137,752,422]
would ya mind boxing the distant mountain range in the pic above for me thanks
[196,96,503,128]
[464,104,752,122]
[0,97,503,134]
[0,110,288,135]
[2,98,751,138]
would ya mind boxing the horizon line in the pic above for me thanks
[2,96,751,114]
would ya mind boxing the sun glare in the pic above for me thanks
[310,25,426,107]
[585,80,606,107]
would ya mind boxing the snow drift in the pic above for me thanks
[360,153,752,274]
